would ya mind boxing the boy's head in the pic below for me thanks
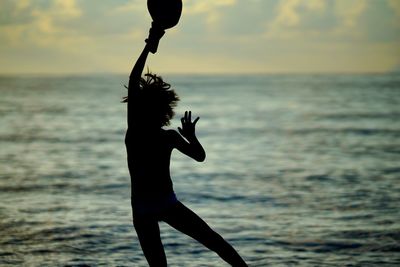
[123,72,179,127]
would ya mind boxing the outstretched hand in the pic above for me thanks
[178,111,200,141]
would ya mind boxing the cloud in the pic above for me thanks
[334,0,367,34]
[0,0,83,45]
[184,0,237,30]
[264,0,371,40]
[265,0,327,39]
[111,0,146,14]
[185,0,236,14]
[307,0,325,11]
[31,0,82,33]
[388,0,400,17]
[387,0,400,28]
[272,0,302,27]
[15,0,31,12]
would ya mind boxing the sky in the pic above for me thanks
[0,0,399,75]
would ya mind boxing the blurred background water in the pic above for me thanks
[0,73,399,266]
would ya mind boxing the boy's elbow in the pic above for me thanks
[196,156,205,162]
[196,152,206,162]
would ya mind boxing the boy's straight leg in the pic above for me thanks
[134,216,167,267]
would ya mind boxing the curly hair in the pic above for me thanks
[122,72,179,126]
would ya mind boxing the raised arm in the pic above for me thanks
[128,24,165,89]
[127,25,165,127]
[127,44,149,128]
[128,45,150,89]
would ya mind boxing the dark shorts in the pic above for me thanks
[131,192,179,218]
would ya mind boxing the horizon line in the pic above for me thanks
[0,70,398,78]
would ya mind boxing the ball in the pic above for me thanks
[147,0,183,29]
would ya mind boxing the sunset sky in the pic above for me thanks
[0,0,399,74]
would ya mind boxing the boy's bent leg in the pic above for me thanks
[161,202,248,267]
[133,216,167,267]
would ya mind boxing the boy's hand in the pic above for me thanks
[145,22,165,54]
[178,111,199,141]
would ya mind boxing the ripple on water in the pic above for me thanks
[1,74,400,265]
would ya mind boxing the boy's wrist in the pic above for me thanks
[186,134,197,142]
[145,22,165,53]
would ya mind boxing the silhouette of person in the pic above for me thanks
[123,24,248,267]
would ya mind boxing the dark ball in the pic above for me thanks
[147,0,183,29]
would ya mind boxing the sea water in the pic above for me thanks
[0,73,399,266]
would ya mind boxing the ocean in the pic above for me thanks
[0,73,399,266]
